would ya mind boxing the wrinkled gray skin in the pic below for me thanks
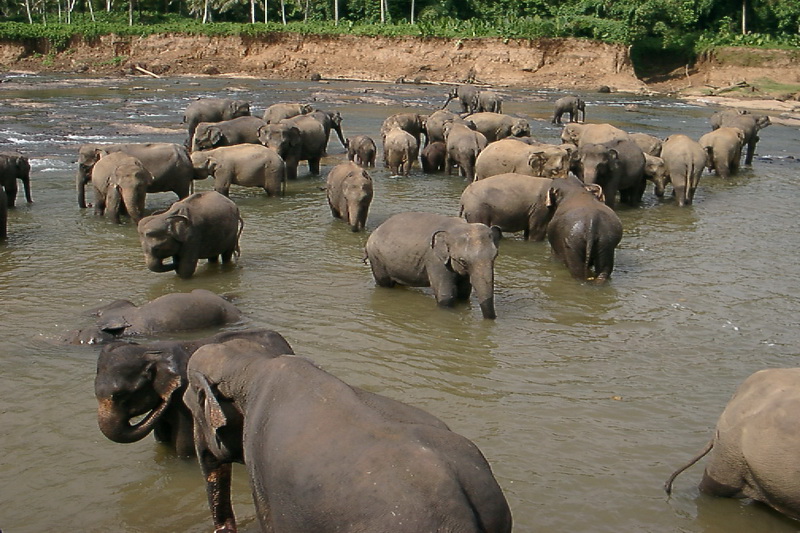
[137,191,243,279]
[91,152,153,223]
[658,134,707,206]
[382,127,419,176]
[629,132,663,157]
[190,144,286,197]
[309,109,348,151]
[699,127,745,179]
[643,153,668,193]
[477,90,503,113]
[365,212,502,319]
[257,115,327,180]
[444,122,488,182]
[346,135,377,167]
[421,141,447,172]
[577,138,647,208]
[262,102,313,124]
[64,289,243,345]
[461,173,555,241]
[380,112,428,148]
[665,368,800,521]
[552,95,585,124]
[465,112,530,143]
[546,176,623,283]
[710,109,771,165]
[325,161,373,232]
[185,339,512,533]
[442,84,481,113]
[183,98,251,147]
[561,122,629,147]
[77,143,194,209]
[425,109,468,144]
[95,328,293,458]
[191,116,267,152]
[0,151,32,207]
[474,138,572,181]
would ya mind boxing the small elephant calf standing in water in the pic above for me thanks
[325,161,373,232]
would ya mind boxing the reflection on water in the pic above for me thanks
[1,74,799,532]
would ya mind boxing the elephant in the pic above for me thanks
[444,121,488,182]
[0,189,6,240]
[0,151,32,207]
[183,98,251,146]
[643,153,668,193]
[64,289,242,345]
[137,191,243,279]
[551,95,585,124]
[665,368,800,521]
[561,122,628,147]
[77,143,194,209]
[425,109,468,144]
[421,141,447,172]
[91,152,153,223]
[477,89,503,113]
[460,173,555,241]
[191,116,268,152]
[309,109,348,152]
[346,135,377,167]
[474,138,572,181]
[576,138,647,208]
[629,132,663,157]
[710,109,771,165]
[95,328,293,457]
[657,134,707,206]
[442,84,481,113]
[364,211,502,319]
[380,112,428,147]
[190,144,286,197]
[184,338,512,533]
[325,161,373,232]
[382,127,419,176]
[262,102,313,124]
[257,115,327,180]
[699,127,745,179]
[546,176,623,283]
[465,112,530,143]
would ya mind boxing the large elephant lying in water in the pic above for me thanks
[94,329,293,457]
[184,336,512,532]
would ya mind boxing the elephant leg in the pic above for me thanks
[174,180,191,200]
[455,276,472,301]
[93,186,107,216]
[174,252,199,279]
[106,185,123,224]
[308,158,321,175]
[369,259,396,287]
[4,181,18,208]
[744,138,757,165]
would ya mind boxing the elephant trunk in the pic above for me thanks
[145,253,175,273]
[472,263,496,319]
[333,124,348,150]
[96,397,169,443]
[77,171,89,208]
[22,178,32,204]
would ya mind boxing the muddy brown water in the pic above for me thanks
[1,74,799,532]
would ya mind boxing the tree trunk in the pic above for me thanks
[263,0,267,22]
[128,0,133,25]
[87,0,96,21]
[250,0,255,23]
[334,0,338,25]
[410,0,414,24]
[280,0,286,24]
[380,0,385,23]
[741,0,747,34]
[24,0,32,23]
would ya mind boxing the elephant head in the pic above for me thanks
[578,143,619,185]
[137,209,191,272]
[643,153,668,196]
[258,123,302,162]
[528,146,570,179]
[228,100,251,119]
[192,124,225,151]
[76,146,105,208]
[189,151,217,180]
[510,118,531,138]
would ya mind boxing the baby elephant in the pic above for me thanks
[365,212,501,319]
[325,161,373,232]
[184,337,512,533]
[91,152,153,223]
[137,191,243,279]
[190,144,286,197]
[346,134,377,167]
[665,368,800,521]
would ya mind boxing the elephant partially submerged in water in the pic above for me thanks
[183,97,251,146]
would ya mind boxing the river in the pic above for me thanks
[1,73,799,533]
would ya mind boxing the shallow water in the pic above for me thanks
[1,74,799,532]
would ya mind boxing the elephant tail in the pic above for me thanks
[235,214,245,257]
[664,438,714,496]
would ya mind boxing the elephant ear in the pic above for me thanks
[206,156,219,174]
[168,207,192,242]
[208,127,224,147]
[147,350,184,399]
[431,230,451,267]
[546,187,559,208]
[192,371,230,459]
[584,184,606,203]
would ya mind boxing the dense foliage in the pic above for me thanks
[0,0,798,59]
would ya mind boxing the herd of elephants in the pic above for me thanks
[2,79,798,532]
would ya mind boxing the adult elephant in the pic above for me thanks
[477,90,503,113]
[561,122,628,147]
[699,127,745,179]
[465,112,530,143]
[710,109,771,165]
[262,102,313,124]
[380,112,428,148]
[382,127,419,176]
[91,152,153,223]
[629,132,663,157]
[185,338,512,533]
[325,161,373,232]
[77,143,194,209]
[64,289,242,345]
[474,138,572,181]
[183,98,251,146]
[190,144,286,197]
[346,135,377,167]
[658,134,707,206]
[137,191,243,279]
[191,115,267,151]
[552,95,585,124]
[0,151,32,207]
[425,109,467,144]
[442,84,481,113]
[365,212,501,319]
[258,115,327,180]
[444,121,487,182]
[310,109,348,151]
[546,176,623,283]
[95,328,293,457]
[577,138,647,208]
[665,368,800,521]
[460,173,555,241]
